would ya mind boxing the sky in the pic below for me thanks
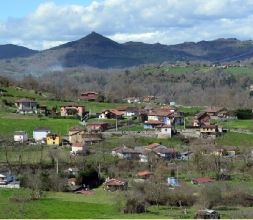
[1,0,253,50]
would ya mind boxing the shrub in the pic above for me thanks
[123,192,148,214]
[236,109,253,119]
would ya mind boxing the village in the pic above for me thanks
[1,85,253,219]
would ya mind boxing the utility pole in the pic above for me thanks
[56,158,59,174]
[115,116,118,131]
[176,165,179,180]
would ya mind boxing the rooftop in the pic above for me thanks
[15,98,37,103]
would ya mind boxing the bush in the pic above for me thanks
[198,185,222,209]
[236,109,253,119]
[123,192,148,214]
[222,190,253,207]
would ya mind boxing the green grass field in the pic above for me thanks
[216,119,253,131]
[0,188,190,219]
[1,187,252,219]
[163,66,201,74]
[0,85,136,114]
[177,106,203,115]
[0,114,79,135]
[224,66,253,78]
[0,145,71,165]
[216,132,253,149]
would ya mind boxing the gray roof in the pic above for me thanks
[14,131,27,135]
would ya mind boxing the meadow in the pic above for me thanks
[216,132,253,149]
[216,119,253,131]
[0,187,191,219]
[0,114,80,136]
[1,186,253,219]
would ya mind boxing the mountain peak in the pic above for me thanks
[79,32,119,45]
[84,31,105,39]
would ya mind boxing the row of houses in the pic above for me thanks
[102,173,220,192]
[97,106,184,138]
[192,106,235,127]
[14,128,61,145]
[15,99,87,118]
[112,143,183,162]
[13,125,104,155]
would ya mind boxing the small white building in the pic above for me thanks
[157,125,172,138]
[71,142,86,154]
[33,128,51,143]
[14,131,28,143]
[99,112,107,119]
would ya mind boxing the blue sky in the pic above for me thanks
[0,0,253,50]
[0,0,94,20]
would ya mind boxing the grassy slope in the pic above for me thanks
[0,114,79,135]
[216,132,253,149]
[216,119,253,131]
[0,188,195,219]
[1,188,252,219]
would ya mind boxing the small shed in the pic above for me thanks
[195,209,220,219]
[167,177,180,187]
[14,131,28,143]
[137,171,153,179]
[71,142,87,154]
[191,177,214,185]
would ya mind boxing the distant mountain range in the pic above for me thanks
[0,44,37,59]
[1,32,253,74]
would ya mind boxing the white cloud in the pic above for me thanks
[1,0,253,49]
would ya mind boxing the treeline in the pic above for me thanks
[2,65,253,108]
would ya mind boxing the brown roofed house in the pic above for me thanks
[192,112,210,127]
[204,106,227,118]
[103,178,128,191]
[60,103,85,117]
[99,109,124,119]
[80,91,98,101]
[86,122,109,132]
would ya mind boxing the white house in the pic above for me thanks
[0,174,7,185]
[99,112,107,119]
[157,125,172,138]
[33,128,51,143]
[0,174,14,185]
[124,107,139,117]
[71,142,86,154]
[14,131,28,143]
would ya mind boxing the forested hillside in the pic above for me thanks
[3,65,253,108]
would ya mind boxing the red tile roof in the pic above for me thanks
[109,109,124,116]
[192,177,214,184]
[205,107,225,113]
[137,171,153,178]
[146,143,161,149]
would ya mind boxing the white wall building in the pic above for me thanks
[33,128,51,142]
[14,131,28,143]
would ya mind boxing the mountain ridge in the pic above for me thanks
[1,32,253,74]
[0,44,38,59]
